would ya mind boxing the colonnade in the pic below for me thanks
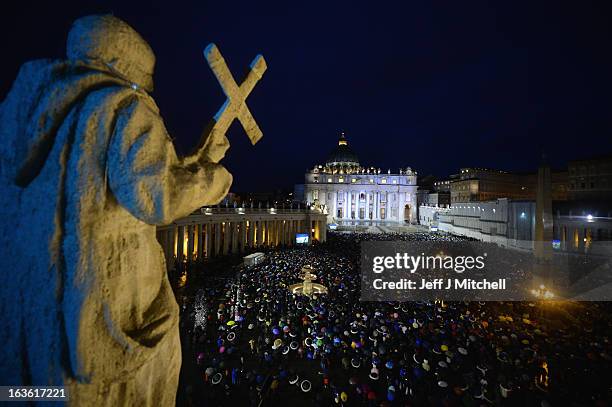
[156,211,327,268]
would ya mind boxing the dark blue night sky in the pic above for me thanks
[2,1,612,192]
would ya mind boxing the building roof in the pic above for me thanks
[325,133,360,166]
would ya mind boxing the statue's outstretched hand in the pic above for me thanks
[197,128,230,164]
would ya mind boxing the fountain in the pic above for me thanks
[288,265,328,296]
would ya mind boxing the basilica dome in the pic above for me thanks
[325,133,360,167]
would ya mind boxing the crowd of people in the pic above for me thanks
[175,232,611,406]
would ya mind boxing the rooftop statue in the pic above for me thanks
[0,14,265,405]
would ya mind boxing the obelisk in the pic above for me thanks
[534,160,554,287]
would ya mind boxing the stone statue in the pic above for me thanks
[0,15,265,405]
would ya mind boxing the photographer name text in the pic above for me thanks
[372,278,507,290]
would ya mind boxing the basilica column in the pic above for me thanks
[280,221,286,245]
[237,221,243,253]
[214,223,222,257]
[177,225,185,264]
[345,191,350,219]
[238,221,244,252]
[365,191,370,220]
[240,221,247,253]
[259,220,265,247]
[248,220,255,248]
[280,221,284,246]
[374,192,379,220]
[187,225,194,261]
[331,194,337,220]
[282,221,287,245]
[168,230,173,259]
[320,221,327,242]
[256,220,263,247]
[196,224,203,259]
[275,221,281,246]
[231,222,238,253]
[205,224,212,258]
[171,226,178,260]
[222,223,230,255]
[236,221,241,253]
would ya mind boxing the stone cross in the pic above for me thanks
[204,43,267,145]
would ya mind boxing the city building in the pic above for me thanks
[295,133,418,224]
[431,179,452,207]
[435,198,611,253]
[424,161,609,252]
[568,155,612,200]
[450,167,568,203]
[433,179,453,193]
[415,177,452,222]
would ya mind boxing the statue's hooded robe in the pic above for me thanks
[0,15,231,405]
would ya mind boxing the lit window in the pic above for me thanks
[327,178,332,183]
[369,179,374,183]
[381,178,387,184]
[351,178,356,183]
[339,177,344,183]
[392,179,397,184]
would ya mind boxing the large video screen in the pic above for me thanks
[295,233,309,244]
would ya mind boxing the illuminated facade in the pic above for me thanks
[156,206,327,269]
[450,168,568,203]
[296,133,418,224]
[436,199,612,253]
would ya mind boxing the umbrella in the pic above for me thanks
[300,380,312,392]
[212,373,223,385]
